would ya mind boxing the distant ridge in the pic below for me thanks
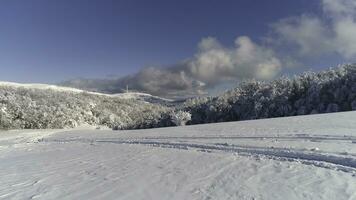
[0,81,173,104]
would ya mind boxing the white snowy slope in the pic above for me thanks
[1,112,356,200]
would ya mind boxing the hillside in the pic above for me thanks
[0,111,355,199]
[0,82,173,130]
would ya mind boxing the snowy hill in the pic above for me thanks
[0,81,172,129]
[0,81,173,104]
[0,81,90,93]
[0,111,355,199]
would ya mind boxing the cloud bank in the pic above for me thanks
[63,0,356,98]
[63,36,282,97]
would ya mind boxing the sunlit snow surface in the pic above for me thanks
[1,112,356,200]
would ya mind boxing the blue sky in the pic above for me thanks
[0,0,317,82]
[0,0,356,96]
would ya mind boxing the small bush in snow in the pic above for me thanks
[0,106,11,129]
[170,111,191,126]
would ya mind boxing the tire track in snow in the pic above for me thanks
[137,134,356,142]
[56,134,356,142]
[44,138,356,174]
[97,140,356,173]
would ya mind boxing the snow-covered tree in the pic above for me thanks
[170,111,191,126]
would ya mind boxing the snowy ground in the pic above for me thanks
[1,112,356,200]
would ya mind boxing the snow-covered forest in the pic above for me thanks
[184,64,356,124]
[1,64,356,130]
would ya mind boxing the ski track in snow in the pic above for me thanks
[43,136,356,174]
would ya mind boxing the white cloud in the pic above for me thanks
[234,36,282,80]
[272,16,332,57]
[322,0,356,18]
[189,36,282,83]
[273,0,356,60]
[333,18,356,58]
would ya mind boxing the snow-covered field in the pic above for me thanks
[1,112,356,200]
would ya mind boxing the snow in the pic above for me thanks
[1,111,356,199]
[111,92,173,102]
